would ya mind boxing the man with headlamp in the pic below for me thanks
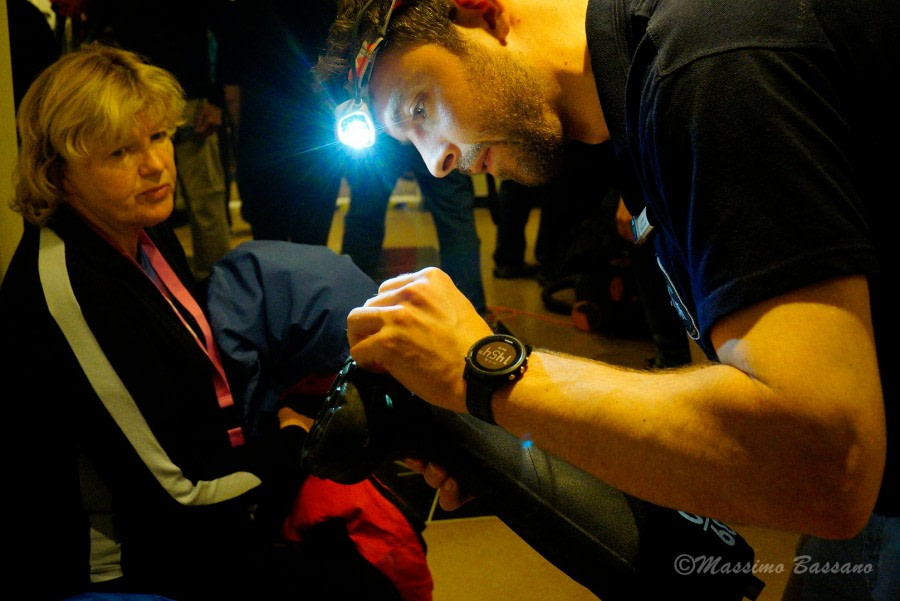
[334,0,486,316]
[318,1,898,599]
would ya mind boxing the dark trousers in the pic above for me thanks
[343,138,486,314]
[237,100,343,246]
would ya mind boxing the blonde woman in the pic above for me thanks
[0,44,409,601]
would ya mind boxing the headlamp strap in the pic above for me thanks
[346,0,407,99]
[351,36,386,92]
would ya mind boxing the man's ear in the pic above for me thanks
[453,0,510,42]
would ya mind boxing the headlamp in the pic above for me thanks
[335,99,377,148]
[335,0,404,149]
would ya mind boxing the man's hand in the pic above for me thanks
[347,267,494,413]
[615,196,634,242]
[404,458,473,511]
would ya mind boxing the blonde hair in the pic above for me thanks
[12,43,186,225]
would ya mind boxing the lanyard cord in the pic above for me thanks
[136,232,245,447]
[137,234,238,412]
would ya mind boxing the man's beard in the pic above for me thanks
[459,45,566,186]
[459,136,565,186]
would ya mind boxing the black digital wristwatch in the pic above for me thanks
[463,334,532,424]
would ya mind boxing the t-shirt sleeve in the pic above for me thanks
[638,47,877,350]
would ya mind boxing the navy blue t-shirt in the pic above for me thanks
[587,0,898,514]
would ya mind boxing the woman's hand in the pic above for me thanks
[404,458,473,511]
[277,406,314,432]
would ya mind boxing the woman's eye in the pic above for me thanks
[151,131,169,142]
[110,148,126,158]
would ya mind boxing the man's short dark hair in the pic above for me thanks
[317,0,468,99]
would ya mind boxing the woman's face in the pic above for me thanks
[63,115,176,253]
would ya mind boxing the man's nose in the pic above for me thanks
[413,137,459,178]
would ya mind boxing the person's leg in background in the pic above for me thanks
[238,162,342,246]
[341,137,406,277]
[237,163,292,241]
[492,179,541,280]
[175,98,232,279]
[283,147,343,246]
[343,139,486,315]
[630,242,693,368]
[413,147,487,316]
[236,113,343,246]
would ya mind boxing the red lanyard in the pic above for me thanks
[137,231,245,447]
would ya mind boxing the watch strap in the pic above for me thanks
[465,378,498,425]
[464,335,531,425]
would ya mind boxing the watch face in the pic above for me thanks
[476,340,519,371]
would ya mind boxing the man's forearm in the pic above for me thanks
[492,349,881,538]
